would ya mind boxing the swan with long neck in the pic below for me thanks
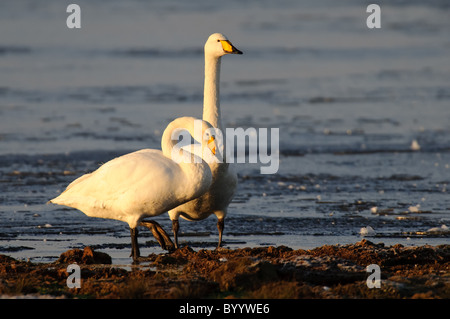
[49,117,216,261]
[168,33,242,248]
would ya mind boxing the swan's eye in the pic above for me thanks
[217,39,221,42]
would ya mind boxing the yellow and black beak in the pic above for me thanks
[208,136,216,155]
[220,40,243,55]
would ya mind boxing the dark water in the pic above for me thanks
[1,0,449,264]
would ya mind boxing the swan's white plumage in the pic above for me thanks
[50,116,215,232]
[168,33,242,247]
[51,149,208,228]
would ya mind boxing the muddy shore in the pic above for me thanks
[0,240,448,299]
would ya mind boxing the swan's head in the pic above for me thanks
[194,119,218,157]
[205,33,243,58]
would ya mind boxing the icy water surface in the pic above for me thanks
[1,0,449,264]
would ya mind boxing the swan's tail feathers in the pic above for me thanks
[48,195,70,207]
[48,192,87,210]
[48,172,93,207]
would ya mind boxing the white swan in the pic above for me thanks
[168,33,242,248]
[49,117,217,260]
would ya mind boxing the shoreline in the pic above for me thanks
[0,239,448,299]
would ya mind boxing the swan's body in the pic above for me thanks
[49,117,216,260]
[168,33,242,248]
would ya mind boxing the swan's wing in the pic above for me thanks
[50,149,184,212]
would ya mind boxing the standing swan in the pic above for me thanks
[49,117,217,261]
[168,33,242,248]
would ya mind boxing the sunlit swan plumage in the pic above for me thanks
[49,117,216,260]
[168,33,242,248]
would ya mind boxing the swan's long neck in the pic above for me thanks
[203,54,222,130]
[161,126,178,159]
[161,122,203,164]
[160,120,212,201]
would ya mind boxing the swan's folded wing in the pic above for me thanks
[50,149,182,210]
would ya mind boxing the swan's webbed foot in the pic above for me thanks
[140,220,175,252]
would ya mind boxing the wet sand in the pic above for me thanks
[1,239,448,299]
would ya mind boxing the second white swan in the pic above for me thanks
[168,33,242,248]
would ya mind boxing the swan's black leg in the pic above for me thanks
[130,227,140,261]
[140,221,165,249]
[217,218,224,249]
[153,222,175,252]
[141,221,175,252]
[172,220,180,249]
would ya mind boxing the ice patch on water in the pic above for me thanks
[427,225,449,234]
[359,226,376,237]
